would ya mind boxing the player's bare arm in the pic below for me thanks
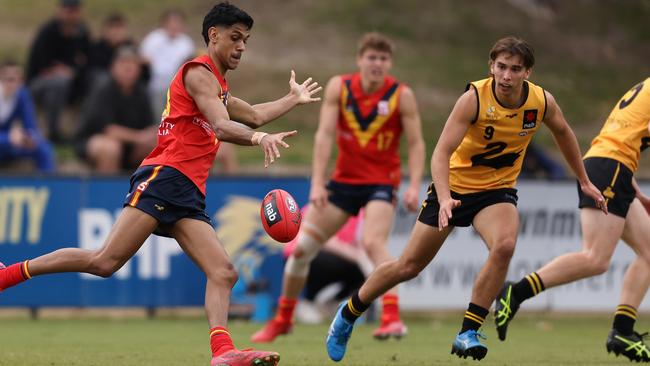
[399,85,426,212]
[184,65,296,167]
[227,70,322,128]
[543,90,607,213]
[431,89,476,229]
[309,76,341,208]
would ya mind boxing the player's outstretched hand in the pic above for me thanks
[438,197,461,230]
[580,181,608,215]
[402,186,420,212]
[289,70,322,104]
[260,130,297,168]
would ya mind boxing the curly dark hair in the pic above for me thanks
[202,2,254,45]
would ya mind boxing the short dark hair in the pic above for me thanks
[202,2,254,45]
[489,36,535,69]
[357,32,394,56]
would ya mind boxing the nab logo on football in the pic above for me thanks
[264,200,280,226]
[260,189,302,243]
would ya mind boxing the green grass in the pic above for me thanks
[0,315,644,365]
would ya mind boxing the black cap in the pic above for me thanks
[60,0,81,8]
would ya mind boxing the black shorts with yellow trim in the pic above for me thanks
[123,165,212,237]
[417,183,518,228]
[327,180,396,216]
[578,157,635,218]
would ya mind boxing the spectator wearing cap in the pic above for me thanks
[26,0,91,143]
[0,60,56,172]
[139,9,195,116]
[74,46,156,174]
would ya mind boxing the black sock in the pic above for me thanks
[512,272,546,302]
[460,303,489,333]
[341,291,370,323]
[613,304,637,335]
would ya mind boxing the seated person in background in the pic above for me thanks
[74,46,156,174]
[0,60,56,172]
[87,12,134,86]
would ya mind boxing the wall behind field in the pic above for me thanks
[1,0,650,173]
[0,176,647,312]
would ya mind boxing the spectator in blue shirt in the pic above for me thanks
[0,60,56,172]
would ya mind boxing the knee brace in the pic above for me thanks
[284,223,325,277]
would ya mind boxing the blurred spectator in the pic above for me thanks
[0,60,56,172]
[213,142,239,174]
[88,12,133,86]
[26,0,90,143]
[139,9,195,116]
[521,143,567,180]
[74,46,156,174]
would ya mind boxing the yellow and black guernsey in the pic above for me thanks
[584,78,650,172]
[449,77,547,194]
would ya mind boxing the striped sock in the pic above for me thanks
[381,294,400,324]
[341,291,369,323]
[512,272,545,302]
[460,303,489,333]
[0,261,31,291]
[209,326,235,357]
[613,304,637,335]
[274,296,297,324]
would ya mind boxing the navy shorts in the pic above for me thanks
[123,165,212,237]
[327,180,396,215]
[418,183,518,227]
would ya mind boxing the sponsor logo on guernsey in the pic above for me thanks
[377,101,390,116]
[522,109,538,129]
[158,121,175,136]
[264,193,282,227]
[486,105,497,121]
[192,117,214,136]
[505,113,518,118]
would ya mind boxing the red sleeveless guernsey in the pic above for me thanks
[141,55,229,195]
[332,73,403,187]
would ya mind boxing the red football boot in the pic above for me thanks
[250,319,292,343]
[372,320,408,340]
[210,349,280,366]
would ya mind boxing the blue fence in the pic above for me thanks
[0,175,309,312]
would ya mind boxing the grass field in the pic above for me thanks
[0,315,644,365]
